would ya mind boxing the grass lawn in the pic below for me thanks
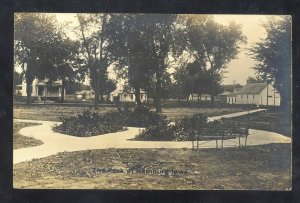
[13,143,291,190]
[13,104,247,122]
[13,122,43,150]
[228,109,291,137]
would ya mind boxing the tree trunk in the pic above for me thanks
[94,86,99,110]
[210,93,215,107]
[134,87,142,107]
[100,94,104,103]
[26,83,32,105]
[60,78,65,103]
[155,74,162,113]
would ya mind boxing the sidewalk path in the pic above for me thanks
[13,109,290,164]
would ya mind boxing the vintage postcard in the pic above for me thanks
[13,13,292,190]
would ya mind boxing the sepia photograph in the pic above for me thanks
[13,13,292,190]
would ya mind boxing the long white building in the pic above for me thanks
[227,83,280,106]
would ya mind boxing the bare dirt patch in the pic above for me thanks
[13,122,43,150]
[13,143,291,190]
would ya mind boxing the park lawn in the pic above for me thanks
[229,109,291,137]
[13,122,43,150]
[13,143,291,190]
[13,104,246,122]
[160,107,247,121]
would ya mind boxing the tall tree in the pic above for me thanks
[176,15,246,106]
[141,14,178,113]
[52,36,80,102]
[106,14,153,107]
[14,13,62,104]
[246,76,264,84]
[249,16,291,110]
[77,14,113,109]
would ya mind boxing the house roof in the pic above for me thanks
[36,79,62,87]
[110,88,146,95]
[237,83,267,94]
[228,93,237,97]
[219,91,231,96]
[75,90,94,95]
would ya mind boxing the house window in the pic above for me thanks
[141,94,143,99]
[247,95,248,99]
[235,98,236,103]
[253,95,255,99]
[131,95,134,100]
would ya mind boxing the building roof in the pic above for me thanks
[237,83,267,94]
[228,93,237,97]
[219,91,231,96]
[75,90,94,95]
[36,79,62,87]
[110,88,146,96]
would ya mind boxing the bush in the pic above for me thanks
[53,110,126,137]
[121,106,168,127]
[135,114,209,141]
[53,106,168,137]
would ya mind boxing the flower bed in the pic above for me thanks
[53,106,168,137]
[53,110,126,137]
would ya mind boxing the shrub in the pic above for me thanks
[53,106,168,137]
[135,114,209,141]
[135,123,176,141]
[53,110,126,137]
[121,106,168,127]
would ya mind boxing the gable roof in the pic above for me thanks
[228,93,237,97]
[219,91,231,96]
[237,83,267,94]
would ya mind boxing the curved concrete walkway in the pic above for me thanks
[13,109,291,164]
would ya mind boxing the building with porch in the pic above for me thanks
[110,88,147,103]
[16,78,65,101]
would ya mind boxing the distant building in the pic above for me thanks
[75,90,95,100]
[110,88,147,103]
[227,83,280,106]
[16,78,65,101]
[189,94,211,101]
[227,93,237,104]
[218,91,232,103]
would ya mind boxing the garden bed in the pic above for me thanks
[13,122,43,149]
[53,106,168,137]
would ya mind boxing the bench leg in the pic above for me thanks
[245,136,248,147]
[216,139,218,149]
[238,135,241,148]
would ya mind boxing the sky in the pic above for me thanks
[18,14,277,86]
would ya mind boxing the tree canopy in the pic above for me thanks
[249,16,291,110]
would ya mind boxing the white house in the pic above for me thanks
[16,78,65,101]
[189,94,211,101]
[227,83,280,106]
[110,88,147,103]
[227,93,237,104]
[75,90,95,100]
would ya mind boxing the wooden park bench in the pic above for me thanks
[191,119,249,150]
